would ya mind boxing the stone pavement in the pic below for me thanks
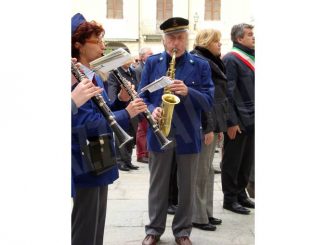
[103,148,254,245]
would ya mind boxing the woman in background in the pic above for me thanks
[191,28,228,231]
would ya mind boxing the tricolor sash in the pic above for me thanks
[231,47,255,71]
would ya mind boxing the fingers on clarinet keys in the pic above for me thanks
[134,98,147,112]
[126,103,138,118]
[152,107,162,123]
[118,90,131,102]
[126,100,145,118]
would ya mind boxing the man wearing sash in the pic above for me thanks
[221,23,255,215]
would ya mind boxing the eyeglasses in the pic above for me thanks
[86,38,105,45]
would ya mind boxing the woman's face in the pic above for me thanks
[207,39,222,56]
[76,33,106,63]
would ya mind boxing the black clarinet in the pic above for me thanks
[111,69,172,150]
[71,61,133,148]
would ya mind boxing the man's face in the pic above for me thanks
[142,50,153,62]
[238,28,255,49]
[163,31,188,57]
[122,60,133,69]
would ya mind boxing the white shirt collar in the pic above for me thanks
[80,64,95,81]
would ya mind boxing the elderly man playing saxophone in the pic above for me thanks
[138,17,214,245]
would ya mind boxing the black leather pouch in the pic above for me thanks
[81,134,116,176]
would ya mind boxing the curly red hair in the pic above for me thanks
[72,21,105,59]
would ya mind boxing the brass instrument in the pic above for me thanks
[159,48,180,137]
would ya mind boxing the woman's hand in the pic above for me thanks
[71,78,103,108]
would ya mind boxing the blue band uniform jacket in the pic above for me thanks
[138,51,215,154]
[71,74,130,194]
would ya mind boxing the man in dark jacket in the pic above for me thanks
[107,58,140,171]
[221,23,255,215]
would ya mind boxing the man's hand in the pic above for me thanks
[118,81,134,101]
[125,98,147,118]
[227,125,242,140]
[204,131,214,145]
[168,80,188,96]
[71,78,103,108]
[152,107,162,123]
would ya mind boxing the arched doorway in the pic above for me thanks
[104,41,129,54]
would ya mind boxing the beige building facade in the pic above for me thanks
[72,0,254,57]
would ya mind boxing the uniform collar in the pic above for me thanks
[80,64,95,81]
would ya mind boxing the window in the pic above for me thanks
[157,0,173,28]
[205,0,221,21]
[107,0,123,19]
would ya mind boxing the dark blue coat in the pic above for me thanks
[138,51,214,154]
[71,74,130,194]
[222,44,255,133]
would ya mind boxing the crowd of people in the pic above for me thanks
[71,13,255,245]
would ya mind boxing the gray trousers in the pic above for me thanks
[72,186,108,245]
[192,133,217,224]
[145,146,199,238]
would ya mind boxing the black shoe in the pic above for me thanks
[118,163,130,171]
[192,222,216,231]
[239,198,255,209]
[223,202,250,215]
[208,217,222,225]
[167,204,178,215]
[214,168,221,174]
[126,162,139,170]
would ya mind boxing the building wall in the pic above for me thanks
[72,0,254,56]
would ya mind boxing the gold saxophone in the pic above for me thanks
[159,48,180,137]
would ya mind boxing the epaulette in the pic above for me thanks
[148,53,164,62]
[151,53,163,58]
[188,52,206,65]
[191,53,207,62]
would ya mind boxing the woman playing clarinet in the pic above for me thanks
[71,13,146,245]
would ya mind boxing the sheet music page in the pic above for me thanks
[140,76,173,93]
[90,48,132,73]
